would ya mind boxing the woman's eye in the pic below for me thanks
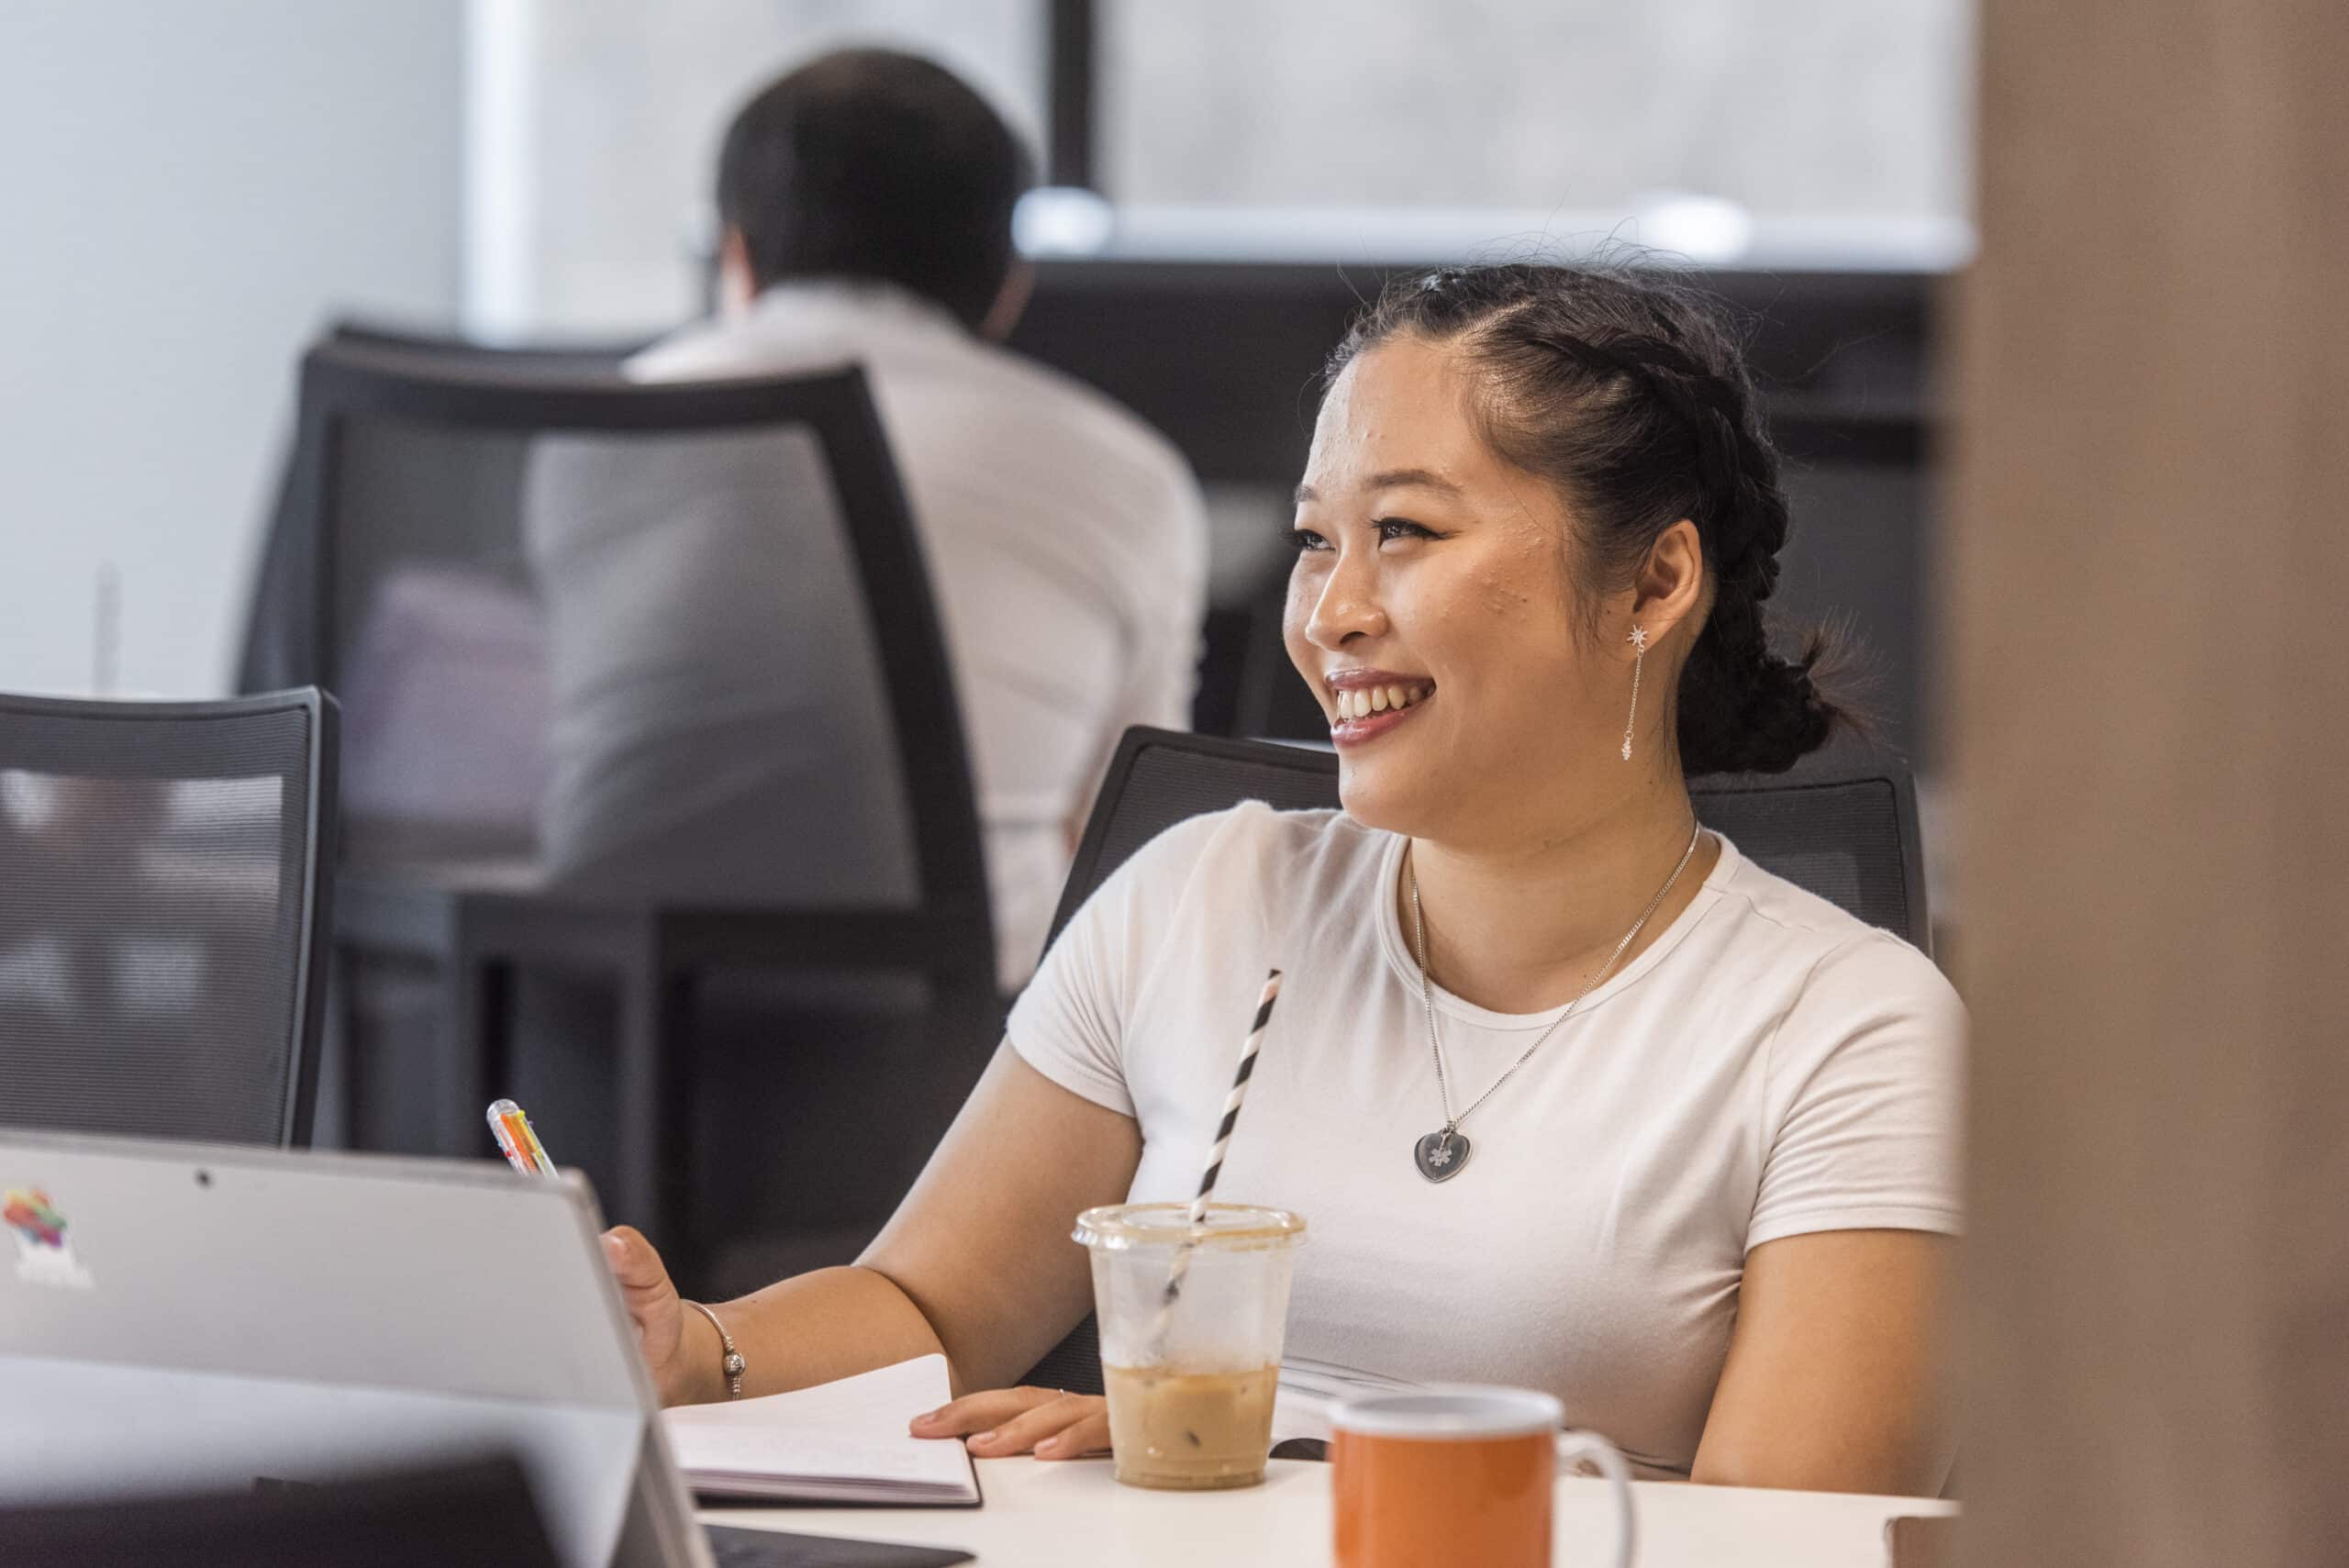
[1375,517,1435,543]
[1287,528,1331,553]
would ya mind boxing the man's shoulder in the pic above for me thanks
[623,317,850,384]
[632,310,1195,497]
[943,339,1195,484]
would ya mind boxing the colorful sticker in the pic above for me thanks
[5,1186,95,1290]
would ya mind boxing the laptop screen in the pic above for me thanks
[0,1133,674,1568]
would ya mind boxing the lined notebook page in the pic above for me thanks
[662,1355,977,1505]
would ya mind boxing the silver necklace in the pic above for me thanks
[1408,822,1703,1183]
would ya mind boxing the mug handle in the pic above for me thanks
[1553,1429,1637,1568]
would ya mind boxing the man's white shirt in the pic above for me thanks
[626,281,1210,987]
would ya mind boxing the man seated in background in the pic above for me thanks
[530,49,1207,992]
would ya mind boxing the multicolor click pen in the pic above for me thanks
[486,1098,558,1177]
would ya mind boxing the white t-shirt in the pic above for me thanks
[1008,804,1965,1478]
[629,282,1210,987]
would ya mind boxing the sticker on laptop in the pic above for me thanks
[5,1186,95,1290]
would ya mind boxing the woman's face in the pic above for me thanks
[1284,334,1639,849]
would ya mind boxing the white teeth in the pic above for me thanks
[1331,682,1432,724]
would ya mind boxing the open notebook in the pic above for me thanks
[662,1355,979,1507]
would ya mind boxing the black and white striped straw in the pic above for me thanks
[1160,967,1283,1311]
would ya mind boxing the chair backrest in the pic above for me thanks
[1021,724,1932,1396]
[250,339,991,973]
[328,317,651,371]
[0,688,339,1147]
[236,322,642,702]
[1043,729,1347,949]
[1048,727,1931,953]
[1683,753,1931,951]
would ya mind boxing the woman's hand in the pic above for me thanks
[910,1386,1111,1460]
[601,1225,706,1407]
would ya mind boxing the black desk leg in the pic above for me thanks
[478,958,517,1111]
[332,945,362,1149]
[616,960,699,1281]
[439,951,511,1157]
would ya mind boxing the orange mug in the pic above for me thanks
[1330,1388,1634,1568]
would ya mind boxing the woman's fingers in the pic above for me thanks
[599,1225,690,1399]
[908,1387,1111,1457]
[1031,1404,1111,1460]
[963,1394,1109,1458]
[601,1226,673,1297]
[909,1385,1057,1438]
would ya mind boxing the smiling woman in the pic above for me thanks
[598,262,1964,1502]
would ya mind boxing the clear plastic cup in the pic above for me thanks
[1072,1202,1308,1491]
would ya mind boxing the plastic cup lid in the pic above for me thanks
[1072,1201,1307,1251]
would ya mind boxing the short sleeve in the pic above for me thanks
[1005,810,1230,1118]
[1745,935,1967,1251]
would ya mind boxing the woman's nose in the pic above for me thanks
[1302,551,1388,648]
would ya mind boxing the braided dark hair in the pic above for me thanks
[1328,261,1848,775]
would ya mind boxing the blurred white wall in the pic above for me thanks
[0,1,464,700]
[464,0,1042,341]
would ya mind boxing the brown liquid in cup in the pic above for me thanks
[1101,1363,1280,1490]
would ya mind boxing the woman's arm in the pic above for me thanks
[1688,1229,1955,1496]
[859,1042,1142,1393]
[610,1044,1141,1405]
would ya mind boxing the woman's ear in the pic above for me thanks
[1631,519,1709,648]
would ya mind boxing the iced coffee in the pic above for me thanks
[1073,1203,1308,1491]
[1101,1362,1283,1489]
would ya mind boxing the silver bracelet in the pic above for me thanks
[683,1299,745,1401]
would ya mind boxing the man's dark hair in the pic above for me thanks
[716,49,1032,330]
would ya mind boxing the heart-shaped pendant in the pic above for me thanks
[1414,1129,1471,1183]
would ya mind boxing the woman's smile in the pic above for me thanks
[1325,669,1435,747]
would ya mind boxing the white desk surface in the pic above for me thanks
[699,1456,1954,1566]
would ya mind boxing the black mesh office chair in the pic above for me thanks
[238,322,649,697]
[270,340,994,1272]
[1019,724,1932,1396]
[0,688,339,1146]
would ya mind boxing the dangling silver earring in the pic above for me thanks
[1620,625,1648,762]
